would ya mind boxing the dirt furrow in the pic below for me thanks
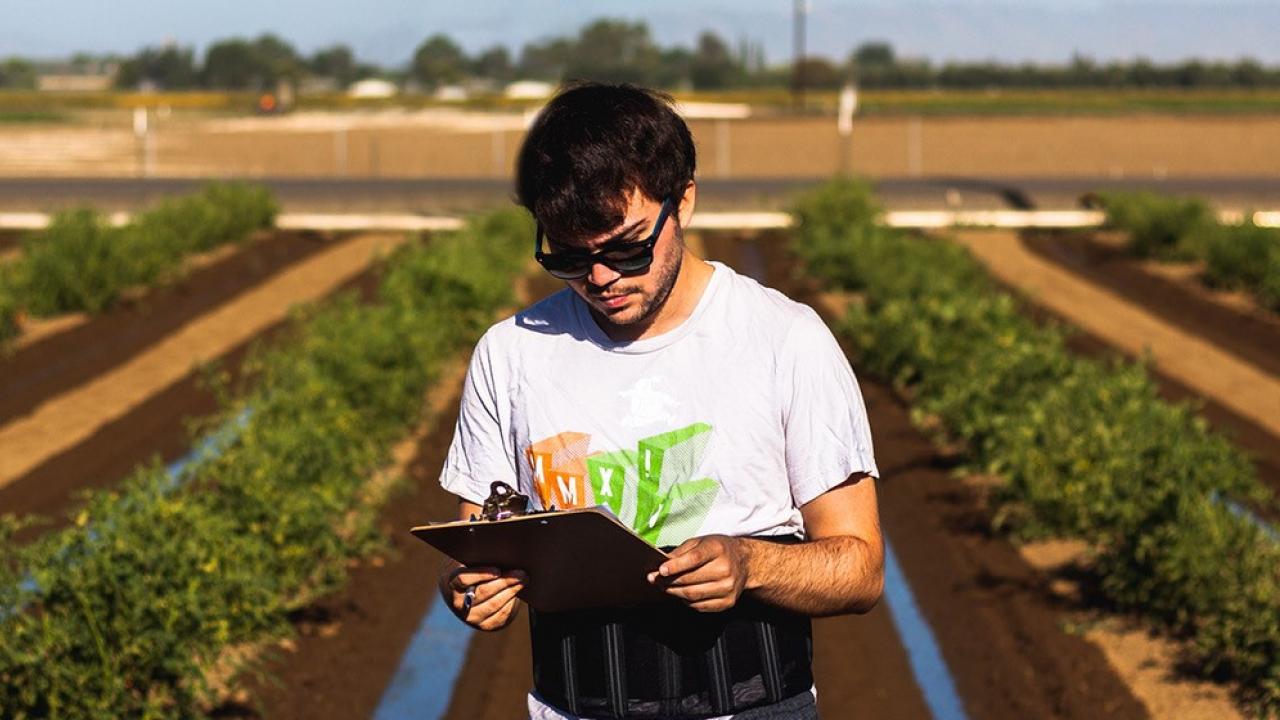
[0,231,408,491]
[1022,231,1280,379]
[0,230,339,427]
[0,262,385,535]
[955,230,1280,440]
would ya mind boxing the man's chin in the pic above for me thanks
[599,305,640,323]
[592,297,649,326]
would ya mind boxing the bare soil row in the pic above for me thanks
[0,230,389,538]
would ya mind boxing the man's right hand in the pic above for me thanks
[440,561,527,631]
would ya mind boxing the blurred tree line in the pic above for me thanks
[4,18,1280,92]
[848,42,1280,90]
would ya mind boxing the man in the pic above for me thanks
[436,82,883,719]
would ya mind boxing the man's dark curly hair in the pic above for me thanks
[515,82,697,245]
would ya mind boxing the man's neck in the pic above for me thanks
[595,251,714,343]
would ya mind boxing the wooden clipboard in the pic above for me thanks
[411,507,671,612]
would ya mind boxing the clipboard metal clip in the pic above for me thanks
[479,481,531,521]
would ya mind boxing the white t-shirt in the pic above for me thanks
[439,260,877,718]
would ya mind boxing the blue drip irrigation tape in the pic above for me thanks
[2,407,253,619]
[1213,491,1280,542]
[373,594,474,720]
[881,536,969,720]
[164,407,252,482]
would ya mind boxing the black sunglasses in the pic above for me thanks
[534,197,675,280]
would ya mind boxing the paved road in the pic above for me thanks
[1,176,1279,213]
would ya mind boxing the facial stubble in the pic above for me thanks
[610,223,684,328]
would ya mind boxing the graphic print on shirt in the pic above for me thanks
[618,376,679,427]
[525,422,719,547]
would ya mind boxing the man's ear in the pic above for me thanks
[677,180,697,229]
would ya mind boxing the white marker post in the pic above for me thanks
[837,82,858,174]
[132,107,152,178]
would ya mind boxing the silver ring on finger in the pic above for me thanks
[462,586,476,613]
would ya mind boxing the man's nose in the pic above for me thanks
[587,261,620,287]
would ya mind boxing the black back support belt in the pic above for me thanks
[531,595,814,719]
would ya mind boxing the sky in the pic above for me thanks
[4,0,1280,67]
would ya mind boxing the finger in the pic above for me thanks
[470,583,524,625]
[658,542,713,578]
[457,568,526,590]
[450,567,502,591]
[452,576,512,616]
[663,578,735,603]
[658,563,727,587]
[463,575,524,608]
[476,590,523,631]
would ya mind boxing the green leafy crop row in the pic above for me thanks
[0,285,17,344]
[0,208,531,718]
[1,182,277,325]
[1094,190,1280,311]
[792,178,1280,713]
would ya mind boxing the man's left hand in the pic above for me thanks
[647,534,749,612]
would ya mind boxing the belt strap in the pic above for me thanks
[706,634,731,714]
[756,620,784,702]
[561,634,580,716]
[604,621,628,717]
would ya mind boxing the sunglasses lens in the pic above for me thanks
[539,247,653,280]
[549,266,589,280]
[605,253,652,273]
[541,256,591,279]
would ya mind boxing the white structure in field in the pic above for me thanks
[673,102,752,120]
[347,79,398,99]
[504,80,555,100]
[434,85,469,102]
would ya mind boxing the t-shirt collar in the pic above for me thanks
[572,261,726,354]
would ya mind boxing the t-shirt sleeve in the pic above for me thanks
[439,328,517,505]
[780,306,879,507]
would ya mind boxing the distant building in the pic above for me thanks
[35,60,118,92]
[434,84,469,102]
[504,80,555,100]
[347,78,398,99]
[673,101,752,120]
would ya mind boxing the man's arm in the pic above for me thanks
[649,472,884,616]
[437,499,527,631]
